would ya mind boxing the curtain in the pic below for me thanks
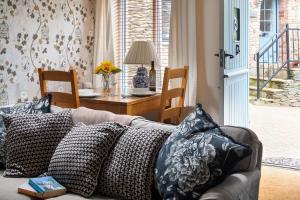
[168,0,197,106]
[93,0,114,88]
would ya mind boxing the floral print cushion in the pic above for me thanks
[0,95,52,168]
[155,104,252,200]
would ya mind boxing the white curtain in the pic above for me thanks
[93,0,114,88]
[168,0,197,106]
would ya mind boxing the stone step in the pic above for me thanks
[249,76,293,89]
[249,96,276,104]
[249,86,285,99]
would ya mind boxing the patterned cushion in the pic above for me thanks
[155,105,252,200]
[179,104,218,133]
[0,95,52,168]
[47,122,127,197]
[97,127,170,200]
[3,110,73,177]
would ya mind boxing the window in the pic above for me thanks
[260,0,274,33]
[111,0,172,94]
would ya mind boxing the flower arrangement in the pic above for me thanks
[95,61,121,96]
[95,61,121,75]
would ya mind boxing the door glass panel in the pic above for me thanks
[265,10,272,20]
[265,0,273,9]
[259,0,278,63]
[260,0,275,33]
[265,22,271,31]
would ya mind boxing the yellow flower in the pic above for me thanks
[95,60,121,75]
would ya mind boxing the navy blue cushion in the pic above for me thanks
[155,104,251,200]
[0,95,52,168]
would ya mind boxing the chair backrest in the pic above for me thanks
[160,66,189,124]
[38,68,80,108]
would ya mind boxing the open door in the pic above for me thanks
[219,0,249,127]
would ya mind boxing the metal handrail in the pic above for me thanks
[256,24,300,99]
[258,33,279,52]
[258,29,287,58]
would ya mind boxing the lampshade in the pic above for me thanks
[124,41,159,65]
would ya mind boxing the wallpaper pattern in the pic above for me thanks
[0,0,95,105]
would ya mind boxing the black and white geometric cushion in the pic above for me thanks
[97,127,171,200]
[0,95,52,168]
[3,110,73,177]
[47,122,127,197]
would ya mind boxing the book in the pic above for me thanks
[18,177,66,199]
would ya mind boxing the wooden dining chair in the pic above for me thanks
[160,66,189,124]
[38,68,80,108]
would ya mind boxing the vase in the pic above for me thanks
[101,74,116,96]
[132,66,149,93]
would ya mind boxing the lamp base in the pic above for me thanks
[133,66,149,89]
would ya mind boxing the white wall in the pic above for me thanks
[196,0,224,124]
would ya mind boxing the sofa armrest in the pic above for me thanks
[220,126,262,171]
[256,140,263,170]
[200,168,261,200]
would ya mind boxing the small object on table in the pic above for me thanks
[131,90,156,97]
[94,61,121,97]
[18,176,66,199]
[78,89,101,98]
[149,61,156,92]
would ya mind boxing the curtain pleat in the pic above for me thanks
[93,0,114,88]
[168,0,197,106]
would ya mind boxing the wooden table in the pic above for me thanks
[80,94,161,116]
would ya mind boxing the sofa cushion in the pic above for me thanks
[155,105,252,200]
[3,110,73,177]
[47,123,127,197]
[97,127,170,200]
[177,104,218,134]
[130,117,176,131]
[72,107,138,126]
[0,95,52,168]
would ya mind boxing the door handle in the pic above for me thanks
[214,53,234,59]
[225,53,234,59]
[215,49,234,69]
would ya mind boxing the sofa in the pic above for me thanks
[0,106,262,200]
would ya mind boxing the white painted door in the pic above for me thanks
[221,0,249,127]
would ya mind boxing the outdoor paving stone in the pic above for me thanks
[250,104,300,160]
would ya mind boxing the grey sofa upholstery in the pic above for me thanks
[0,108,262,200]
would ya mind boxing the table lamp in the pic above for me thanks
[124,41,158,93]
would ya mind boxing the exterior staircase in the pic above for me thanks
[250,75,300,106]
[255,24,300,100]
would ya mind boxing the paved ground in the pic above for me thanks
[250,104,300,159]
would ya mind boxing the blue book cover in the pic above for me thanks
[28,176,65,194]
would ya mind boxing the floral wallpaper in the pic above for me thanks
[0,0,95,105]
